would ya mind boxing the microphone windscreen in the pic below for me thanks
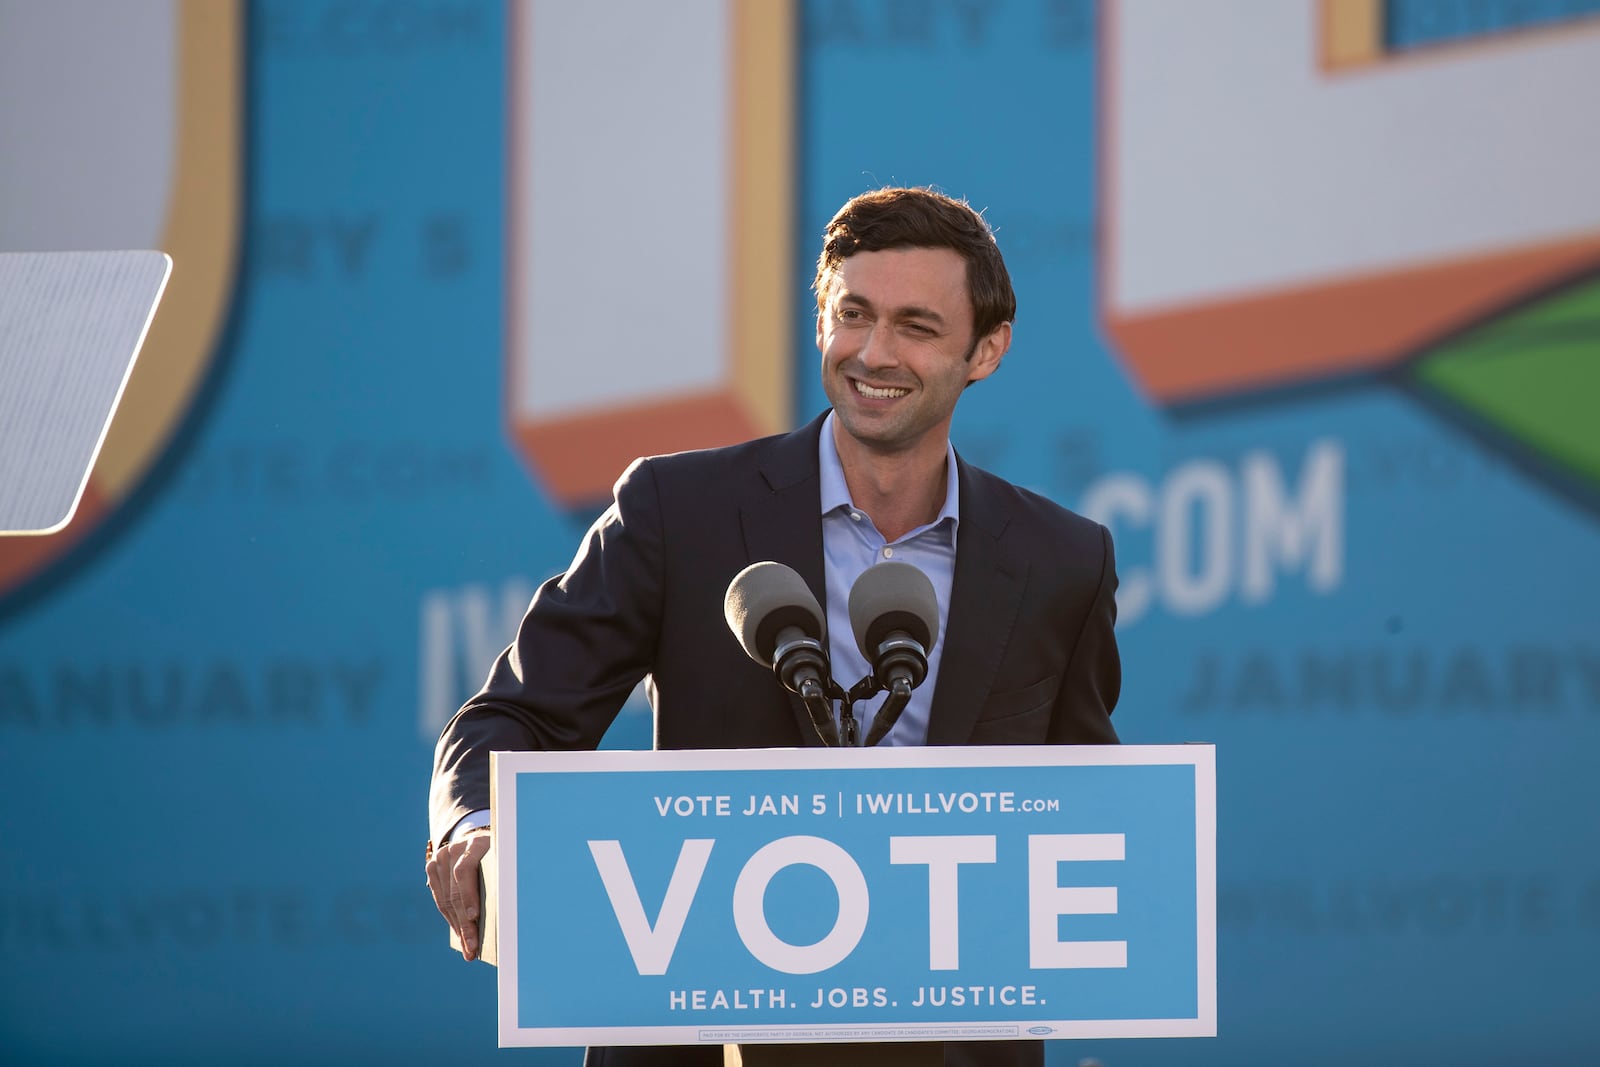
[847,561,939,659]
[724,561,826,667]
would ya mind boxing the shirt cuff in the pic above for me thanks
[447,808,492,844]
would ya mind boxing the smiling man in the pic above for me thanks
[428,187,1121,1067]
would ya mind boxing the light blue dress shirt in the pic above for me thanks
[818,412,957,747]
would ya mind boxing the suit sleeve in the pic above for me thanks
[1047,521,1122,745]
[428,458,666,846]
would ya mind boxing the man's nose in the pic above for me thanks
[858,325,899,369]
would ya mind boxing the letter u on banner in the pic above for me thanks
[1100,0,1600,405]
[0,0,239,601]
[504,0,793,505]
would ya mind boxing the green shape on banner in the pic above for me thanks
[1414,274,1600,488]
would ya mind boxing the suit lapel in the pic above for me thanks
[926,458,1027,745]
[739,413,829,745]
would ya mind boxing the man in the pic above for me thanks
[427,187,1121,1067]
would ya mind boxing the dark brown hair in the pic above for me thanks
[814,187,1017,345]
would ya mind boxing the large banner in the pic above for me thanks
[2,1,1597,1064]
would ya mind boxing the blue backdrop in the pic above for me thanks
[2,1,1597,1064]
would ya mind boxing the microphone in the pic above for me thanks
[847,561,940,746]
[724,562,841,746]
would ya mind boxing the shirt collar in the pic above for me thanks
[818,411,960,533]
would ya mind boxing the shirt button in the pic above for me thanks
[850,511,862,522]
[882,547,894,559]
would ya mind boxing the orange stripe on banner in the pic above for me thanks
[728,0,793,439]
[1320,0,1384,71]
[97,0,239,495]
[1106,235,1600,405]
[516,391,766,505]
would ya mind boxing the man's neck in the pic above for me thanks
[834,428,950,544]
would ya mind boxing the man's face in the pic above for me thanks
[817,247,1009,458]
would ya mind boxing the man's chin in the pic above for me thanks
[833,411,919,453]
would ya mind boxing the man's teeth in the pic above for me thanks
[855,381,910,399]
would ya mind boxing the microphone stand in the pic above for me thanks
[796,669,912,748]
[831,674,914,748]
[863,676,913,747]
[797,676,844,748]
[836,676,882,747]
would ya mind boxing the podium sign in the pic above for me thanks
[492,745,1215,1048]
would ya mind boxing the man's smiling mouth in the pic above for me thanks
[853,380,911,399]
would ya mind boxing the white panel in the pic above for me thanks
[0,251,170,533]
[1109,0,1600,310]
[513,0,731,417]
[0,0,174,250]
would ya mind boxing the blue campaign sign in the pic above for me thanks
[492,745,1215,1048]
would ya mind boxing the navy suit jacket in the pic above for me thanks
[429,412,1121,1067]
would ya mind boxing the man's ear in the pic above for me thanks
[966,321,1011,384]
[815,307,826,351]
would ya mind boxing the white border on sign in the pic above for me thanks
[495,743,1217,1047]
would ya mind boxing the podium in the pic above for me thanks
[469,744,1215,1057]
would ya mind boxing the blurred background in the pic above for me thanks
[2,0,1598,1063]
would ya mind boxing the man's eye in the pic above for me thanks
[838,308,864,321]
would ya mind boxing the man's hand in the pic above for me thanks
[426,828,492,961]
